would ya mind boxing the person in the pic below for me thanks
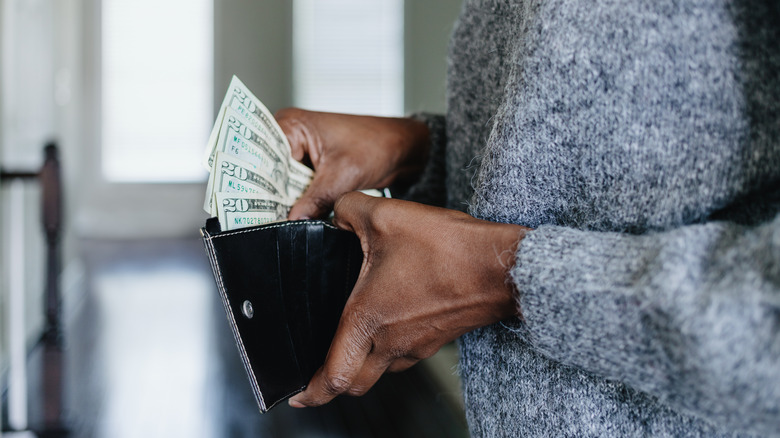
[275,0,780,436]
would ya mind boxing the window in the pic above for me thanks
[293,0,404,117]
[101,0,212,182]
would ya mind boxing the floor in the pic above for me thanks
[20,238,468,438]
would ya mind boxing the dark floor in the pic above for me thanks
[22,238,468,438]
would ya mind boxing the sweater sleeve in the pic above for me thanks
[391,113,448,207]
[510,213,780,435]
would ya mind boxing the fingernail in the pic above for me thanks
[299,216,311,220]
[289,398,305,408]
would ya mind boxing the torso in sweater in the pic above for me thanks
[447,0,780,436]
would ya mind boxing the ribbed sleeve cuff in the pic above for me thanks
[509,225,661,377]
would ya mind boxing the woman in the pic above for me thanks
[277,0,780,435]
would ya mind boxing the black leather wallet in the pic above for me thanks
[201,218,363,412]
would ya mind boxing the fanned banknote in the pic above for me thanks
[204,152,287,216]
[205,106,289,178]
[204,76,312,230]
[204,76,292,170]
[204,76,385,231]
[215,193,292,231]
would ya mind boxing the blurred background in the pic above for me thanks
[0,0,466,436]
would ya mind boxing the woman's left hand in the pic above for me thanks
[289,192,528,407]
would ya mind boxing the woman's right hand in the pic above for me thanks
[274,108,430,220]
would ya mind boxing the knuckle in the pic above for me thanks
[340,158,364,180]
[346,385,370,397]
[322,372,352,396]
[347,308,381,340]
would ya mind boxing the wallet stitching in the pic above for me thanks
[265,386,307,411]
[204,236,269,412]
[208,220,338,239]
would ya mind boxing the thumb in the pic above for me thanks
[331,192,374,233]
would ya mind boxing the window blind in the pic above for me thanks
[293,0,404,117]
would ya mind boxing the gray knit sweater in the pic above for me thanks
[404,0,780,436]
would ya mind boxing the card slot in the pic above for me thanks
[278,223,312,383]
[303,222,326,380]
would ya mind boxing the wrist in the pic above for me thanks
[390,116,431,185]
[470,219,528,322]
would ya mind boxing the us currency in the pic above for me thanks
[286,170,311,201]
[204,152,288,215]
[206,106,290,189]
[205,75,316,229]
[289,157,314,180]
[204,75,291,170]
[285,158,312,199]
[216,193,292,231]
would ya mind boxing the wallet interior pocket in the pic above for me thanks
[202,218,362,412]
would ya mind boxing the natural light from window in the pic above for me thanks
[293,0,404,117]
[101,0,212,182]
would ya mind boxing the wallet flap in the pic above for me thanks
[202,219,362,412]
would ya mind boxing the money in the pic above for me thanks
[289,158,314,180]
[216,193,292,231]
[287,159,315,200]
[204,152,287,215]
[205,107,289,178]
[204,76,292,170]
[286,173,310,202]
[204,76,313,229]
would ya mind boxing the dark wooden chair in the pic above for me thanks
[1,143,68,437]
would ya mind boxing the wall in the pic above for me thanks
[214,0,461,115]
[214,0,293,114]
[404,0,462,114]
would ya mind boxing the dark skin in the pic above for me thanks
[275,108,528,407]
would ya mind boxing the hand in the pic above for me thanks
[274,108,430,220]
[288,192,528,408]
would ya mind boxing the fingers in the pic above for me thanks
[288,315,374,407]
[290,189,374,224]
[275,108,323,166]
[275,109,305,162]
[287,173,342,220]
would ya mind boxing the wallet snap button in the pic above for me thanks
[242,300,254,319]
